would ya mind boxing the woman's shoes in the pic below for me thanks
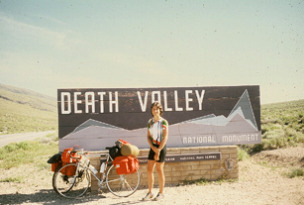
[154,192,164,201]
[142,192,154,201]
[142,192,164,201]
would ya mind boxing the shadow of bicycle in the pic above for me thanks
[0,189,102,205]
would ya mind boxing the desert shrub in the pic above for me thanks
[287,168,304,178]
[243,100,304,154]
[0,177,23,183]
[0,135,58,169]
[237,147,249,161]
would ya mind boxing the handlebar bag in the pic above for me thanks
[109,146,122,160]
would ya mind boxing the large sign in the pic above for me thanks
[58,86,261,151]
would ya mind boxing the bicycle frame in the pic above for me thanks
[88,153,113,189]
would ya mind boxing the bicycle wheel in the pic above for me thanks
[52,163,90,198]
[106,164,140,197]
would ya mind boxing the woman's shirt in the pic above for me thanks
[147,117,168,146]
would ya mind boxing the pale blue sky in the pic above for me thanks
[0,0,303,104]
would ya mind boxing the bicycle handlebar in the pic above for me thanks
[68,149,88,160]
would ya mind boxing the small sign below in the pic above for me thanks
[138,152,221,164]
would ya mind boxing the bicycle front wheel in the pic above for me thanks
[52,163,90,198]
[106,165,140,197]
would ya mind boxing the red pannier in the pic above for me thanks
[61,165,77,176]
[61,147,79,163]
[60,147,80,176]
[47,153,62,172]
[51,162,61,172]
[113,156,139,175]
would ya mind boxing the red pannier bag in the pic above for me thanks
[61,147,79,163]
[127,156,139,173]
[47,153,62,172]
[61,165,77,176]
[51,162,61,172]
[113,156,139,175]
[60,147,80,176]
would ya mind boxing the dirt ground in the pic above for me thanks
[1,146,303,205]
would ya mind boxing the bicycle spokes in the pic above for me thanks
[106,165,140,197]
[53,163,90,198]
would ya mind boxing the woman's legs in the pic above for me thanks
[147,160,155,193]
[156,162,165,193]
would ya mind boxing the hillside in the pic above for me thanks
[0,83,57,134]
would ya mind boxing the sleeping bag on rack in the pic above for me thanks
[121,144,139,157]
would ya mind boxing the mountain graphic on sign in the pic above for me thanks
[185,106,257,129]
[229,89,258,129]
[72,119,123,134]
[183,89,258,129]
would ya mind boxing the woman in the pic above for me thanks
[142,102,168,201]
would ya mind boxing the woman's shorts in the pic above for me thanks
[148,145,167,163]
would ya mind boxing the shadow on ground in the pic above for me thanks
[0,189,102,205]
[0,189,150,205]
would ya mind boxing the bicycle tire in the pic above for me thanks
[106,164,140,197]
[52,162,62,194]
[52,163,90,198]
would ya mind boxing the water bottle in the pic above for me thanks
[89,164,98,174]
[100,162,105,173]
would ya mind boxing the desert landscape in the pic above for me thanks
[1,1,303,204]
[0,145,303,205]
[0,85,303,204]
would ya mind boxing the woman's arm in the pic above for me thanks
[158,119,169,150]
[158,127,168,150]
[153,124,168,161]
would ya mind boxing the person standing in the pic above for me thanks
[142,102,168,201]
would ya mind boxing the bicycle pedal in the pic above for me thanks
[98,188,105,195]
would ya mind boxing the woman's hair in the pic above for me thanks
[150,101,163,116]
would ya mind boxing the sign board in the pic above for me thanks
[58,86,261,151]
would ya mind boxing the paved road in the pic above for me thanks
[0,130,56,147]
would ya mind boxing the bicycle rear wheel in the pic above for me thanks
[52,163,90,198]
[106,165,140,197]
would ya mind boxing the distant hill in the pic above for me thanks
[0,83,57,134]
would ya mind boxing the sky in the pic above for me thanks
[0,0,303,104]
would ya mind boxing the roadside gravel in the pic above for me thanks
[0,131,55,148]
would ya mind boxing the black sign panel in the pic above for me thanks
[58,86,261,151]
